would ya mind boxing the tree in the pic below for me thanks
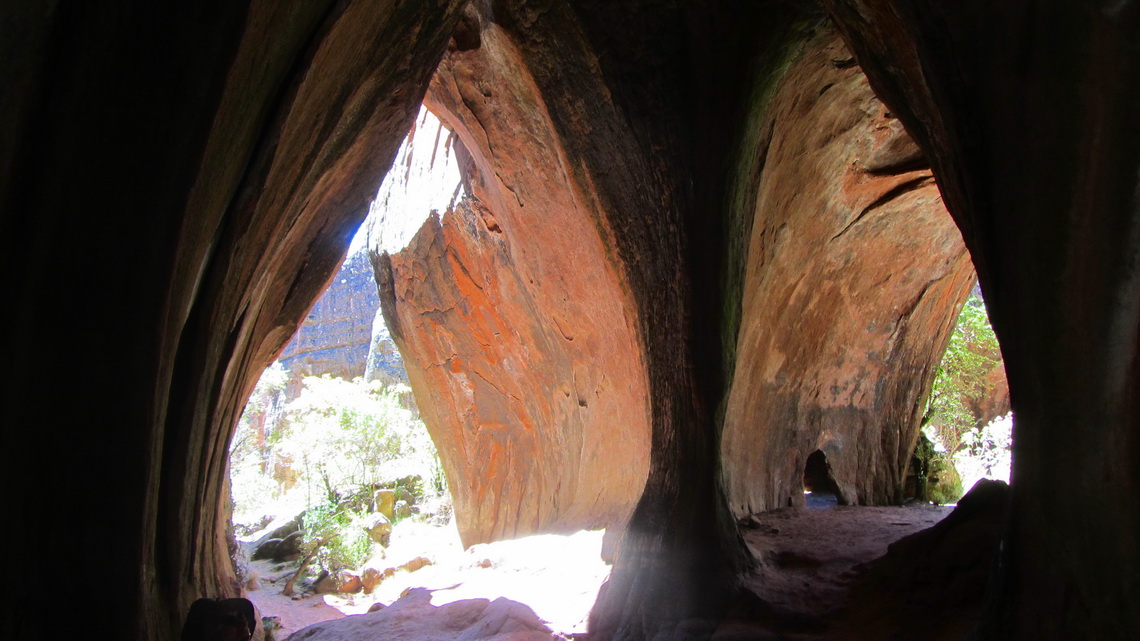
[917,292,1005,502]
[923,293,1003,456]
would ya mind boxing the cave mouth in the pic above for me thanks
[802,449,841,506]
[226,104,613,638]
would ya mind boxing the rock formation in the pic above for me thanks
[2,2,469,639]
[277,250,381,380]
[372,18,652,548]
[824,3,1140,638]
[4,2,1138,641]
[363,311,408,386]
[719,32,975,515]
[377,200,649,547]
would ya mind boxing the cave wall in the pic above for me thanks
[720,32,976,515]
[0,2,466,640]
[824,1,1140,638]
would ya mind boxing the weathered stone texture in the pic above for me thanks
[825,2,1140,638]
[374,19,652,549]
[6,2,1140,641]
[720,33,975,515]
[378,198,648,547]
[278,250,380,379]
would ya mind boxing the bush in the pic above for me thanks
[230,367,448,536]
[301,502,374,573]
[927,453,963,505]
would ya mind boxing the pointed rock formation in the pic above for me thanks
[375,191,648,549]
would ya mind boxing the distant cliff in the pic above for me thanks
[278,250,386,380]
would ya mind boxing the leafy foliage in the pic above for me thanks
[918,292,1012,500]
[301,502,373,573]
[923,293,1003,456]
[229,369,445,525]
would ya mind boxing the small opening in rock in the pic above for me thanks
[802,449,841,507]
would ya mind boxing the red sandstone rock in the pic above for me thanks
[277,251,381,380]
[720,33,975,515]
[375,22,651,548]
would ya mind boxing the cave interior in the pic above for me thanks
[2,1,1138,640]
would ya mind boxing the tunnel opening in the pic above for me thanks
[227,105,612,639]
[802,449,841,508]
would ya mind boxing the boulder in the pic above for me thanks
[398,556,431,573]
[836,480,1009,639]
[181,597,258,641]
[373,490,396,520]
[336,571,363,595]
[360,568,384,594]
[363,513,392,546]
[393,500,413,520]
[250,539,282,562]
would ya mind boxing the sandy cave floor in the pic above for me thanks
[244,498,953,640]
[724,500,953,639]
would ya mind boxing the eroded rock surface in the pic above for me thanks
[278,251,381,379]
[721,33,975,515]
[377,198,648,547]
[373,18,651,548]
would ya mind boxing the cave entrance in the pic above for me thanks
[228,104,462,612]
[229,105,610,638]
[913,285,1011,504]
[802,449,841,507]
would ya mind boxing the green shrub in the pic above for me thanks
[927,453,963,505]
[301,503,373,573]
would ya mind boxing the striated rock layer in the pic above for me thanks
[278,250,381,380]
[825,2,1140,638]
[720,33,975,515]
[375,144,649,548]
[373,18,652,549]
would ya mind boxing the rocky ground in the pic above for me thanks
[246,487,1007,641]
[244,521,610,640]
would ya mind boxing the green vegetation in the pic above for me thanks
[230,366,449,591]
[230,370,445,521]
[917,292,1010,503]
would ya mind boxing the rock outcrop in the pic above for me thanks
[373,19,653,548]
[377,199,649,547]
[277,251,381,380]
[824,2,1140,638]
[720,33,975,515]
[363,310,408,386]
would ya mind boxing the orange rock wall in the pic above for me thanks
[375,23,650,547]
[721,34,976,514]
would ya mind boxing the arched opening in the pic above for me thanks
[229,105,616,639]
[802,449,841,506]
